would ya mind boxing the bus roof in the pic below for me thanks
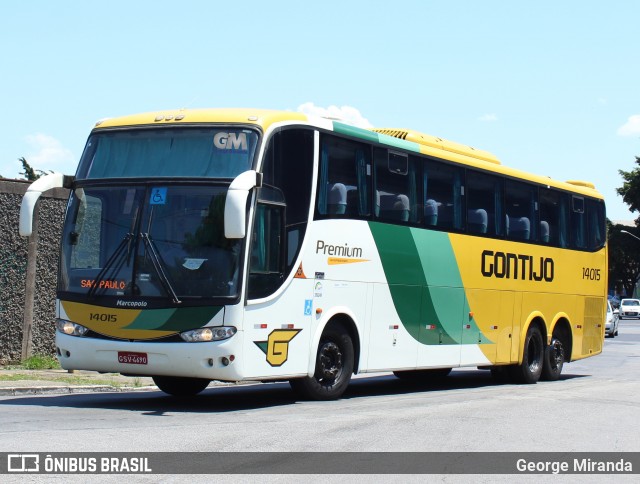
[94,108,603,199]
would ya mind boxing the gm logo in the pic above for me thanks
[254,329,301,367]
[8,454,39,472]
[214,132,247,150]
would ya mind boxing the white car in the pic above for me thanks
[605,301,619,338]
[619,298,640,320]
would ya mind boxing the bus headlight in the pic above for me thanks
[56,319,89,336]
[180,326,237,342]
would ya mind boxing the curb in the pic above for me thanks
[0,385,159,396]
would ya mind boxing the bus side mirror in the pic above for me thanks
[224,170,262,239]
[19,173,74,236]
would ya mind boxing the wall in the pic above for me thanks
[0,179,68,363]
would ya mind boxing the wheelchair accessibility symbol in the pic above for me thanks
[150,187,167,205]
[304,299,313,316]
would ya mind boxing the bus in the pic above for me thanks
[19,108,607,400]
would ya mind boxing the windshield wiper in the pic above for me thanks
[140,233,182,304]
[87,233,134,299]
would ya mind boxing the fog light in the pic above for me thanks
[180,326,237,343]
[56,319,89,336]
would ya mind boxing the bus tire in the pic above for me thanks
[540,337,564,381]
[393,368,452,381]
[152,376,211,396]
[290,327,354,401]
[508,325,544,384]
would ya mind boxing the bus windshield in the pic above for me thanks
[76,127,260,179]
[59,184,242,301]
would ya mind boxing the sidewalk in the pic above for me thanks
[0,368,157,396]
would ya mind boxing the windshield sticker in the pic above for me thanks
[213,132,248,151]
[150,188,167,205]
[182,258,207,270]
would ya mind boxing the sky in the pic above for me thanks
[1,0,639,221]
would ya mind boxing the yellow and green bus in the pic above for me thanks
[19,108,607,399]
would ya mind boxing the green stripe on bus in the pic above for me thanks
[369,223,491,346]
[332,121,421,153]
[124,308,177,330]
[369,222,458,344]
[332,122,381,144]
[124,306,223,332]
[158,306,223,331]
[375,133,421,153]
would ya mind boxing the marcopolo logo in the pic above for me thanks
[116,300,148,308]
[213,132,248,150]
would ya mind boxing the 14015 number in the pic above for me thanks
[582,267,601,281]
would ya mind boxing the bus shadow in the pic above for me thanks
[344,369,587,399]
[0,370,589,414]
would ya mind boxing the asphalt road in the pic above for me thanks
[0,321,638,459]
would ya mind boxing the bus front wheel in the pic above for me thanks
[290,327,354,400]
[152,376,211,396]
[508,325,544,384]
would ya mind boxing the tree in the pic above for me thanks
[617,156,640,221]
[19,157,38,181]
[18,157,51,181]
[608,223,640,297]
[613,155,640,296]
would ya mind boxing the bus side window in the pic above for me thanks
[424,159,463,230]
[587,198,606,250]
[317,135,371,218]
[374,148,418,224]
[571,196,586,249]
[539,187,570,247]
[248,202,285,299]
[466,170,503,236]
[505,180,537,242]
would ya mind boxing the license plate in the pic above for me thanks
[118,351,148,365]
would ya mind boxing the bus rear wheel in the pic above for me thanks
[152,376,211,396]
[508,325,544,384]
[290,327,354,401]
[541,337,565,381]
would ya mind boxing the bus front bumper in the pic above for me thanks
[55,331,244,381]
